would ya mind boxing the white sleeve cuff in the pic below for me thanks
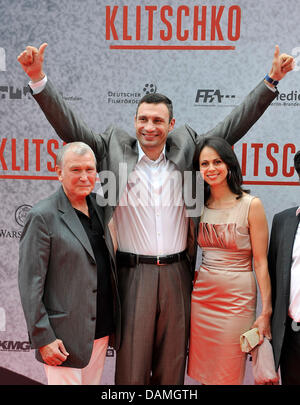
[264,81,277,93]
[29,75,48,94]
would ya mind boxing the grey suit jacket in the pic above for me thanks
[32,79,277,265]
[268,207,300,370]
[18,186,121,368]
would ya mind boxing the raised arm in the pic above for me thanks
[204,45,294,146]
[17,43,106,160]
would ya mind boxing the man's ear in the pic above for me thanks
[169,117,175,132]
[55,165,63,182]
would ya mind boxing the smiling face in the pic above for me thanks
[134,102,175,160]
[199,146,229,188]
[56,149,97,203]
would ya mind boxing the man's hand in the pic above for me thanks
[268,45,294,82]
[17,43,48,82]
[39,338,69,366]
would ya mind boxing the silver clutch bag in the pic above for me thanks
[240,327,260,353]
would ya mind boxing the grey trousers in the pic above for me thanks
[115,259,193,385]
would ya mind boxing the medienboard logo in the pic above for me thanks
[271,90,300,107]
[0,47,6,71]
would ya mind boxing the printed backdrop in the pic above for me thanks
[0,0,299,385]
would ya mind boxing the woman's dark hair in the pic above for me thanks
[194,136,249,204]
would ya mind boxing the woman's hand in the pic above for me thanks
[252,312,272,344]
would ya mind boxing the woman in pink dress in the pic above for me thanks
[187,136,272,385]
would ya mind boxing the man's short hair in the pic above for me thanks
[294,150,300,176]
[56,142,96,167]
[136,93,173,122]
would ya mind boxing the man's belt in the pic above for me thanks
[116,250,187,267]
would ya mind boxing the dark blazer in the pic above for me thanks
[268,207,300,370]
[31,79,278,267]
[18,186,121,368]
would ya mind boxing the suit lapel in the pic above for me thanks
[122,142,139,181]
[57,187,95,260]
[165,137,185,173]
[165,125,197,173]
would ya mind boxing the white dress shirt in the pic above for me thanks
[288,208,300,321]
[30,76,189,256]
[113,143,188,255]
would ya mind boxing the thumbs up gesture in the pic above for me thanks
[268,45,295,82]
[17,43,48,82]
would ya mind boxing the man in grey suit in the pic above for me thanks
[268,151,300,385]
[17,44,293,385]
[18,142,120,385]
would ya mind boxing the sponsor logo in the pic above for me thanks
[143,83,157,95]
[0,204,32,239]
[271,90,300,107]
[0,85,80,101]
[0,340,30,352]
[0,85,32,100]
[15,204,32,227]
[194,88,236,106]
[107,82,157,104]
[0,229,22,238]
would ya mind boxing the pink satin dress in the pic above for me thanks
[187,193,257,385]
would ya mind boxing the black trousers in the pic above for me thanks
[115,259,193,385]
[280,317,300,385]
